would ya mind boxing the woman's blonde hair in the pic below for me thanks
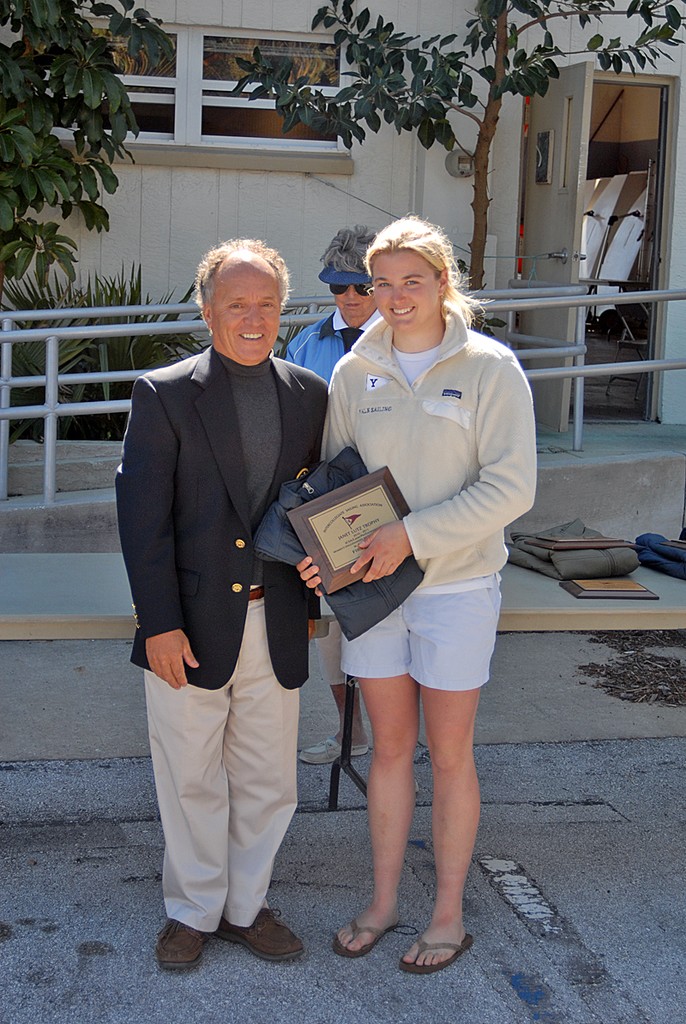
[365,215,479,325]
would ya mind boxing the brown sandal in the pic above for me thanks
[399,933,473,974]
[332,918,398,959]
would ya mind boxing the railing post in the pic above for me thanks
[0,318,13,501]
[43,335,59,504]
[572,305,587,452]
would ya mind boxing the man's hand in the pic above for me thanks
[350,521,412,582]
[146,629,199,689]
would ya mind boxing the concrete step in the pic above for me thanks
[7,441,121,497]
[0,489,120,552]
[510,449,686,541]
[1,443,684,553]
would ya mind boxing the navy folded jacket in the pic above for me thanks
[635,532,686,581]
[254,447,424,640]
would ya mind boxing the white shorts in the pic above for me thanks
[340,585,501,692]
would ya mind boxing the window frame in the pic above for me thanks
[119,26,345,154]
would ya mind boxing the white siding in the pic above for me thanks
[49,0,686,422]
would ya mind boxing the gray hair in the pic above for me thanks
[194,238,291,312]
[320,225,376,273]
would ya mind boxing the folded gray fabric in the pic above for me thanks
[507,518,639,579]
[254,447,424,639]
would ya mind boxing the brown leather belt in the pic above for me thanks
[248,586,265,601]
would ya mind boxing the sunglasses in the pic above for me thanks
[329,283,373,296]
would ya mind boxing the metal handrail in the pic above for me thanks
[2,287,686,504]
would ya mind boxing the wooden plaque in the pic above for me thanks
[287,467,410,593]
[559,578,659,600]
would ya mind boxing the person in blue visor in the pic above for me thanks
[287,225,382,764]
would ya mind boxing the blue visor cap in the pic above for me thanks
[318,265,372,286]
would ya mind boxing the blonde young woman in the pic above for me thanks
[299,216,537,974]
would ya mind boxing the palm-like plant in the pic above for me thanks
[3,265,205,441]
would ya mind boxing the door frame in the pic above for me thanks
[591,71,676,420]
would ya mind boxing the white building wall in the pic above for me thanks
[69,0,424,298]
[59,0,685,421]
[68,0,523,297]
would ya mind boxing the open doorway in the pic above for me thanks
[581,79,668,421]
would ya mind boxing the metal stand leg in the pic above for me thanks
[328,675,368,810]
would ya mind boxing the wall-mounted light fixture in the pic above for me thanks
[445,150,475,178]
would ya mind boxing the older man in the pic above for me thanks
[116,239,328,970]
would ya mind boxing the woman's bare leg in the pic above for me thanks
[335,673,419,952]
[400,686,481,969]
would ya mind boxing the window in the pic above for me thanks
[109,28,340,150]
[108,32,178,139]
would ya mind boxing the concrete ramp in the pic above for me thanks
[2,435,685,552]
[511,450,686,541]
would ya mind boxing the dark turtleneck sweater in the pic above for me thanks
[217,352,282,586]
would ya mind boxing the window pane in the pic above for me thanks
[201,104,336,141]
[203,37,338,86]
[132,101,175,134]
[107,33,177,77]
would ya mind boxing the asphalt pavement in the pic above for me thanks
[1,630,686,1024]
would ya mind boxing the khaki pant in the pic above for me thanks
[144,600,300,930]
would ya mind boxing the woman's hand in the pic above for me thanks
[350,520,413,582]
[297,555,323,596]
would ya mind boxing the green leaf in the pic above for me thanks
[63,64,82,99]
[96,162,119,195]
[0,240,23,262]
[14,245,35,280]
[587,34,603,51]
[82,68,103,109]
[665,4,682,29]
[32,167,57,205]
[417,117,435,149]
[0,195,14,232]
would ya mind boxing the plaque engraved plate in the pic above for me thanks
[287,467,410,593]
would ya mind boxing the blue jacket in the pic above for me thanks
[285,314,344,383]
[635,533,686,581]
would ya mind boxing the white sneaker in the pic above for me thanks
[298,736,369,764]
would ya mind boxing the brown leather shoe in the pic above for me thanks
[155,919,208,970]
[216,908,304,961]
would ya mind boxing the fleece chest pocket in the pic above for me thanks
[421,398,472,430]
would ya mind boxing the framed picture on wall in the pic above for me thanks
[535,130,554,184]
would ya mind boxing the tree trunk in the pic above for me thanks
[468,12,508,291]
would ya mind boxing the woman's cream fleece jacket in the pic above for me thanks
[323,310,537,587]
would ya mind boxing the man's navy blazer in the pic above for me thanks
[115,346,328,690]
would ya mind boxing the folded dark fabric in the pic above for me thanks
[254,446,424,639]
[253,447,369,566]
[508,518,639,579]
[634,533,686,581]
[327,559,425,641]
